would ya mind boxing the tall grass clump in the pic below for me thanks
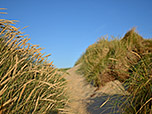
[75,37,119,86]
[75,36,129,87]
[120,29,152,113]
[75,28,151,86]
[122,53,152,114]
[0,18,67,113]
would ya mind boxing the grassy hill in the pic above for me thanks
[75,28,152,113]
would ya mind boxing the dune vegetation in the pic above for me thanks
[75,28,152,113]
[0,15,67,113]
[0,8,151,114]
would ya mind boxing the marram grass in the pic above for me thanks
[123,53,152,114]
[76,28,152,113]
[0,18,67,113]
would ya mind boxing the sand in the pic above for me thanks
[62,64,129,114]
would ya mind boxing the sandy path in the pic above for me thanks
[62,64,129,114]
[64,64,96,114]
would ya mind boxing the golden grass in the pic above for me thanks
[0,18,67,113]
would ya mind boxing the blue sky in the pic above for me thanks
[0,0,152,68]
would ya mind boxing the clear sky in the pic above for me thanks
[0,0,152,68]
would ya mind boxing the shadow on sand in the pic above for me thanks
[87,94,128,114]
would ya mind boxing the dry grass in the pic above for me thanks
[122,53,152,114]
[0,18,67,113]
[75,28,152,113]
[0,8,7,14]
